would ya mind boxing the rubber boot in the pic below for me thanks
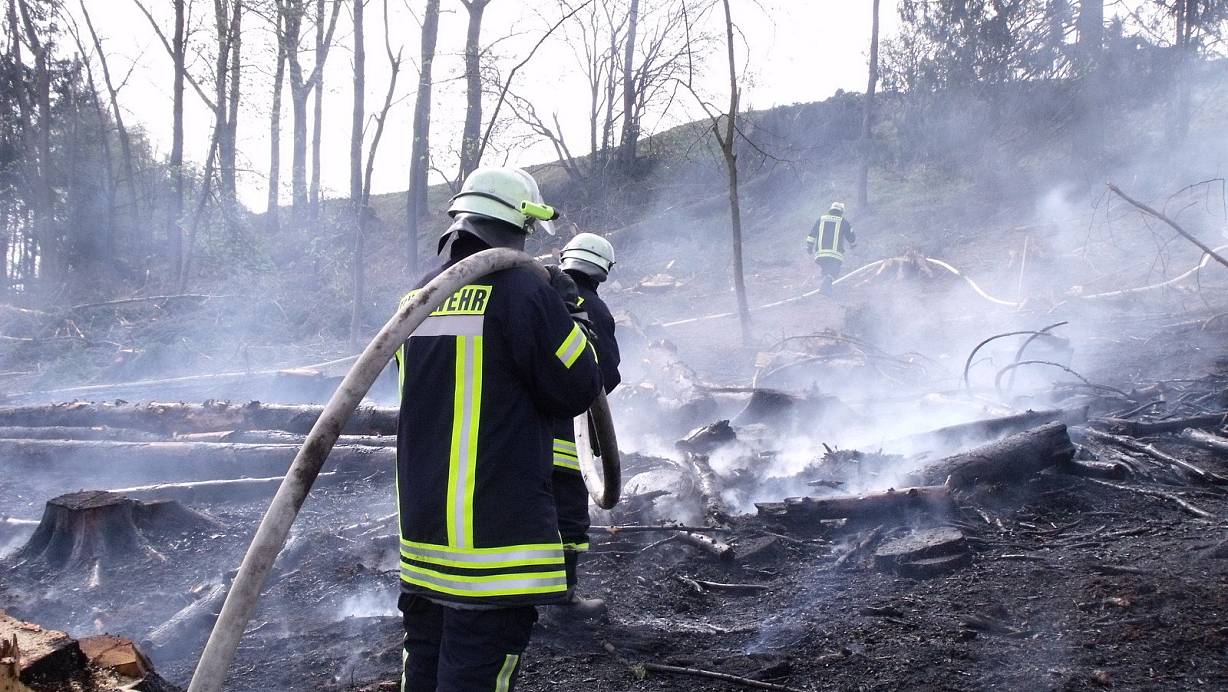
[562,549,606,619]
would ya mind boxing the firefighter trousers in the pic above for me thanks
[399,593,537,692]
[552,466,591,586]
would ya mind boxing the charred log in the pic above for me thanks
[890,407,1087,453]
[0,438,393,483]
[1179,428,1228,455]
[767,485,954,520]
[0,401,398,436]
[1092,413,1228,437]
[911,422,1075,488]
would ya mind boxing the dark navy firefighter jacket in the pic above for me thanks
[551,273,621,492]
[393,250,602,607]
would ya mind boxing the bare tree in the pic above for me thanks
[618,0,639,168]
[405,0,439,274]
[457,0,492,181]
[308,0,333,221]
[16,0,56,286]
[279,0,340,227]
[351,0,403,344]
[267,6,287,233]
[171,0,185,279]
[213,0,243,225]
[349,0,365,344]
[857,0,881,209]
[77,1,141,244]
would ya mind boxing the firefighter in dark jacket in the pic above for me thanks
[548,232,620,617]
[393,166,602,691]
[805,201,856,293]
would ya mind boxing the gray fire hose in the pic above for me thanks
[575,393,620,509]
[188,248,621,692]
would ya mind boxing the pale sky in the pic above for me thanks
[68,1,901,209]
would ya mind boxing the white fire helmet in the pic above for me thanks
[447,167,558,233]
[560,233,615,282]
[830,201,846,215]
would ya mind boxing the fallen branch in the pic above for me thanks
[1179,428,1228,455]
[107,473,340,504]
[1091,413,1228,436]
[0,426,165,442]
[994,361,1129,399]
[589,525,731,534]
[1108,183,1228,272]
[640,662,803,692]
[1083,478,1216,519]
[1085,428,1227,486]
[833,525,885,569]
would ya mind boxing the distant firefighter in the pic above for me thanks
[805,201,856,293]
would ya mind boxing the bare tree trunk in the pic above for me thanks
[1075,0,1102,57]
[406,0,439,274]
[856,0,880,210]
[349,0,365,346]
[170,0,185,281]
[457,0,491,181]
[267,10,287,234]
[213,0,242,228]
[79,1,140,248]
[618,0,639,169]
[717,0,749,344]
[283,0,339,229]
[17,0,55,289]
[309,0,326,222]
[226,0,242,215]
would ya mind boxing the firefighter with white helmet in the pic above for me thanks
[548,232,621,619]
[395,166,601,690]
[805,201,857,293]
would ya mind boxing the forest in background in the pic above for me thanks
[1,0,1227,384]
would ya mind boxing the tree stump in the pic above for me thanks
[873,527,970,578]
[16,491,217,570]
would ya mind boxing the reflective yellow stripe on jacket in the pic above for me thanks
[552,437,580,471]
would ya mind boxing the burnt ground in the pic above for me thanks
[3,362,1228,691]
[2,209,1227,690]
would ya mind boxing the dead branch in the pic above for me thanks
[589,525,730,534]
[1084,428,1227,486]
[1083,478,1216,519]
[961,322,1068,390]
[640,661,803,692]
[833,525,885,570]
[994,361,1129,399]
[1108,183,1228,271]
[1179,428,1228,455]
[1092,413,1228,436]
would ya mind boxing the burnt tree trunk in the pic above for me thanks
[618,0,639,169]
[912,422,1075,488]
